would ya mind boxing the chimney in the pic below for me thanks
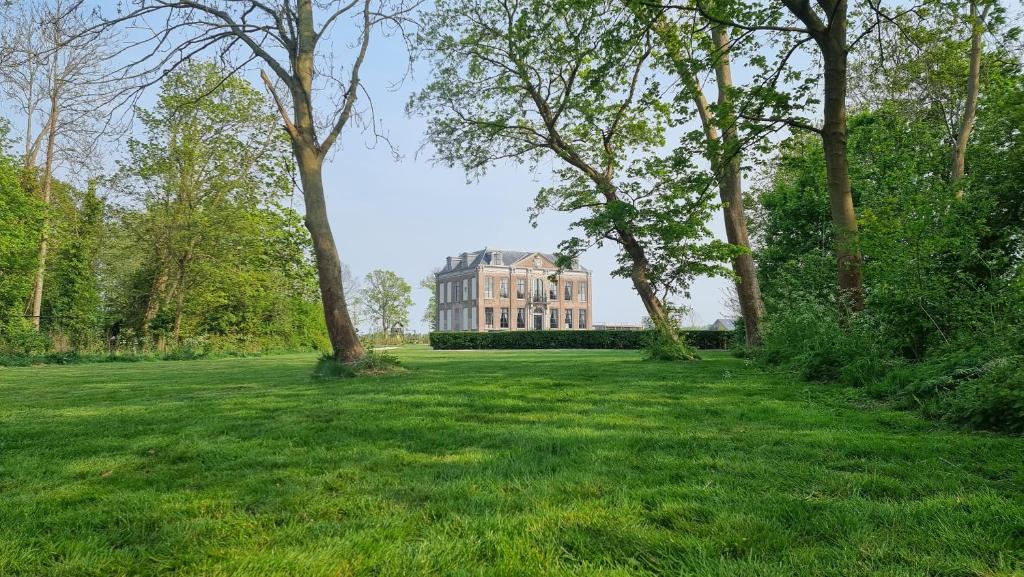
[446,256,456,269]
[461,252,469,267]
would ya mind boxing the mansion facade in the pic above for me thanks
[435,249,593,332]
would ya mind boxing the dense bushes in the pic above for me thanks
[751,89,1024,433]
[429,329,731,350]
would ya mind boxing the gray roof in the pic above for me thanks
[708,318,736,331]
[438,247,589,274]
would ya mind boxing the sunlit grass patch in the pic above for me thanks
[0,348,1021,576]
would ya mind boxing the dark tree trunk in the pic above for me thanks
[617,227,673,332]
[780,0,865,313]
[141,269,167,340]
[820,37,864,312]
[294,150,364,362]
[710,28,765,345]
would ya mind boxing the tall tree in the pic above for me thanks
[0,0,116,330]
[413,0,736,337]
[100,0,419,362]
[624,2,766,345]
[358,270,413,335]
[420,272,438,332]
[113,62,294,345]
[0,121,43,332]
[666,0,873,311]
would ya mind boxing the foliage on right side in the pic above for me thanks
[750,58,1024,433]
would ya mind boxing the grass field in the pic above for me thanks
[1,347,1021,576]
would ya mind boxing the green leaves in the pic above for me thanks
[358,270,414,335]
[413,0,736,310]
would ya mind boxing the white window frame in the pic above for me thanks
[462,279,469,302]
[471,278,477,300]
[564,280,573,301]
[470,307,477,330]
[579,281,587,302]
[446,282,452,303]
[462,308,469,331]
[579,309,586,329]
[484,277,493,299]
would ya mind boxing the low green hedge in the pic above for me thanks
[429,329,731,350]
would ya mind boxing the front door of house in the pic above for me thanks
[533,313,543,330]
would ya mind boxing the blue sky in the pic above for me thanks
[5,1,745,333]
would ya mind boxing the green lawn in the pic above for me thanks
[0,348,1021,576]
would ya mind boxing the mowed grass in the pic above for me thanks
[0,348,1021,577]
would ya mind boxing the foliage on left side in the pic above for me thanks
[0,63,331,361]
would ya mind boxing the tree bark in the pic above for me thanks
[779,0,865,313]
[294,150,364,362]
[951,0,987,196]
[27,98,58,330]
[709,28,766,345]
[623,6,766,345]
[617,228,672,329]
[820,36,865,312]
[171,252,190,343]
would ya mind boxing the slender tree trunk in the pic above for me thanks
[265,0,365,363]
[27,99,58,330]
[951,0,987,196]
[171,254,190,343]
[820,38,864,312]
[141,269,167,339]
[617,227,672,330]
[294,149,364,362]
[709,27,765,345]
[625,6,766,346]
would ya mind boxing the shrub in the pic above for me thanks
[312,349,403,379]
[428,329,731,350]
[645,323,700,361]
[0,320,50,356]
[757,301,893,386]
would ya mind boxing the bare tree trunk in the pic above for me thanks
[951,0,988,196]
[709,27,765,345]
[778,0,865,313]
[294,150,364,362]
[821,39,865,312]
[617,227,672,330]
[257,0,366,363]
[27,98,58,330]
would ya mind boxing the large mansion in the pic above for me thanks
[435,249,593,331]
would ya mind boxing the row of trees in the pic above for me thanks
[1,0,1019,374]
[1,58,333,355]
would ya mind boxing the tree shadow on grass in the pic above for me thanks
[0,350,1022,576]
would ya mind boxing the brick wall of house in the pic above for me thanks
[435,251,592,332]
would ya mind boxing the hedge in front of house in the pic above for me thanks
[429,329,731,350]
